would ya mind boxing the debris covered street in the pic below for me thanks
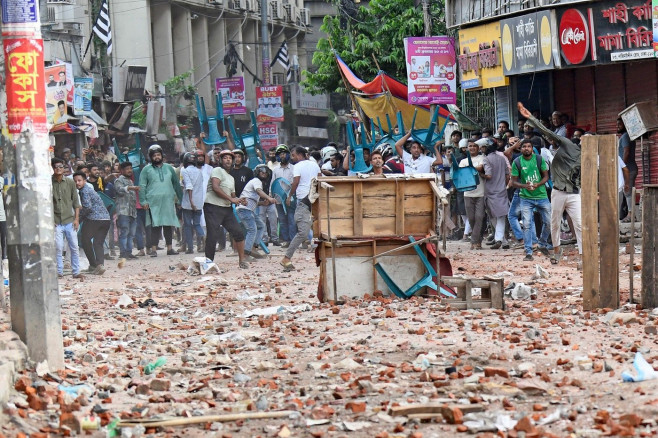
[1,240,655,438]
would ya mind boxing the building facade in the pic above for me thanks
[447,0,658,185]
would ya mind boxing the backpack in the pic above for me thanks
[450,151,480,192]
[513,154,553,190]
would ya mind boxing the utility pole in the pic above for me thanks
[261,0,271,85]
[2,0,65,369]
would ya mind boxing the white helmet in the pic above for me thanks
[458,139,469,149]
[321,145,338,163]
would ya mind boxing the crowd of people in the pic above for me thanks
[51,101,638,278]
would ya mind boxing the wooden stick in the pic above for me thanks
[359,235,437,263]
[117,410,296,428]
[630,186,636,303]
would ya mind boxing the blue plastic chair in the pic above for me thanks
[196,94,228,146]
[375,236,456,299]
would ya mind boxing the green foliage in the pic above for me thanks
[162,71,197,98]
[130,102,146,128]
[303,0,448,95]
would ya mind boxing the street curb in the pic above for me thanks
[0,326,28,404]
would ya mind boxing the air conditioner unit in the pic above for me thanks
[283,4,297,23]
[270,0,284,19]
[230,0,247,10]
[299,7,310,26]
[208,0,228,5]
[246,0,258,13]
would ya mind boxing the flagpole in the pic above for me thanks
[82,36,93,61]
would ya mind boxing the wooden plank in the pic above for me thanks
[581,135,600,310]
[389,403,484,416]
[320,242,329,300]
[642,186,657,308]
[465,279,473,309]
[396,181,405,234]
[597,134,619,309]
[489,278,504,310]
[444,300,494,310]
[353,182,363,236]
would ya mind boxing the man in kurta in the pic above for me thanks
[139,144,183,257]
[479,139,510,249]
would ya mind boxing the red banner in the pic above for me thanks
[258,123,279,150]
[3,38,48,134]
[256,85,284,123]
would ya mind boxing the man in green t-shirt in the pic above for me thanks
[510,139,552,261]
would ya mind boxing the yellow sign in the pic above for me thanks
[458,22,509,90]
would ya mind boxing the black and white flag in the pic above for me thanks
[92,0,113,55]
[270,41,291,82]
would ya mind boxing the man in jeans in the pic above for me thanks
[236,165,277,259]
[52,158,83,279]
[617,117,637,222]
[271,144,296,247]
[114,162,140,259]
[510,139,551,261]
[180,152,205,254]
[280,146,320,271]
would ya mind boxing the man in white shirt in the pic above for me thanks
[181,153,206,254]
[460,139,486,249]
[236,165,276,260]
[271,144,296,247]
[394,130,441,174]
[280,146,320,271]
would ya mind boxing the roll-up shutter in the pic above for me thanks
[594,64,625,134]
[574,68,596,132]
[553,69,575,122]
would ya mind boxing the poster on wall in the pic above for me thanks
[258,123,278,150]
[3,37,48,134]
[652,0,658,56]
[73,77,93,116]
[45,63,71,124]
[403,36,457,105]
[215,76,246,115]
[256,85,284,122]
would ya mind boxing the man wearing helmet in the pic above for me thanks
[181,152,205,254]
[204,149,249,269]
[139,145,183,257]
[271,144,296,247]
[237,164,277,259]
[320,143,338,173]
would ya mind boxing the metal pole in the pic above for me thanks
[261,0,271,85]
[629,186,637,303]
[3,1,65,368]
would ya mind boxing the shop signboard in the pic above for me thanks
[500,11,557,75]
[458,22,509,90]
[654,0,658,57]
[557,0,654,66]
[403,36,457,105]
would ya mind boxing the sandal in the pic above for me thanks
[239,261,249,269]
[280,260,295,272]
[550,253,561,265]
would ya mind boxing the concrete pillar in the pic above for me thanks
[111,0,155,91]
[208,17,227,114]
[6,134,64,370]
[192,16,212,104]
[172,5,193,76]
[243,22,258,108]
[151,4,174,83]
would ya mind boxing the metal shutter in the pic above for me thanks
[574,68,596,132]
[553,69,575,123]
[594,64,626,134]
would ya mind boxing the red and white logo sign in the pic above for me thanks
[559,9,590,65]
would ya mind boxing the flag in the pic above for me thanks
[92,0,113,55]
[270,41,291,82]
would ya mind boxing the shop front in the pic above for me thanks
[457,22,510,129]
[552,0,658,185]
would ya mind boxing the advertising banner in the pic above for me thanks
[73,77,93,116]
[500,11,557,75]
[45,63,71,124]
[256,85,284,122]
[3,37,48,134]
[258,123,278,150]
[654,0,658,56]
[1,0,40,35]
[215,76,246,115]
[403,36,457,105]
[557,0,654,66]
[458,22,509,90]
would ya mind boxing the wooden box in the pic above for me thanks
[318,238,432,302]
[619,101,658,141]
[313,176,437,239]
